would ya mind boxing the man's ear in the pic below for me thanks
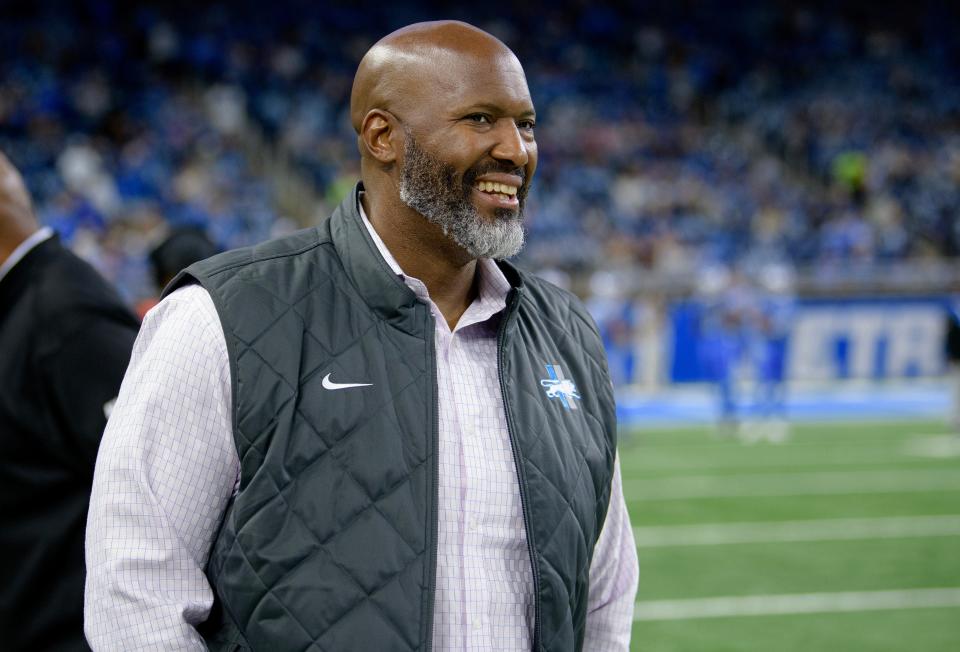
[360,109,400,164]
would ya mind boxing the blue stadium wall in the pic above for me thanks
[594,297,952,385]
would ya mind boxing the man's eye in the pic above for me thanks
[466,114,492,124]
[518,120,536,131]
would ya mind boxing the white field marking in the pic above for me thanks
[635,425,947,444]
[634,588,960,621]
[903,435,960,459]
[624,468,960,501]
[630,450,917,474]
[627,433,955,475]
[633,514,960,547]
[632,437,920,455]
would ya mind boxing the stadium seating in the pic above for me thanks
[1,1,958,303]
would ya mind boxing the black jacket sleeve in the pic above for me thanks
[39,310,138,471]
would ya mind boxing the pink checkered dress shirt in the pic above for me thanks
[85,209,638,650]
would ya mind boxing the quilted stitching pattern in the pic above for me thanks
[506,278,617,651]
[191,189,616,651]
[197,225,433,651]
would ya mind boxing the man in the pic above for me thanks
[747,264,795,443]
[86,21,638,651]
[945,301,960,433]
[0,151,139,650]
[135,227,220,319]
[697,265,744,435]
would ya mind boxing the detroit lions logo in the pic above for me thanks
[540,364,581,410]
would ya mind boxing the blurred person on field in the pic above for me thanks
[945,300,960,434]
[698,265,749,435]
[0,151,139,650]
[135,227,220,319]
[85,21,638,651]
[742,264,796,443]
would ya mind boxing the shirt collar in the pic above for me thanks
[358,199,405,278]
[357,199,511,321]
[0,227,53,285]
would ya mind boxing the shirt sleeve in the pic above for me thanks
[583,453,639,651]
[84,284,239,651]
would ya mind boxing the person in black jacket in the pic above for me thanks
[0,151,139,651]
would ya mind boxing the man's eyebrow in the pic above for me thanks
[461,103,536,118]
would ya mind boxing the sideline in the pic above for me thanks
[633,514,960,547]
[625,468,960,500]
[634,588,960,621]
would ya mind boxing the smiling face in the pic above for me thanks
[396,48,538,259]
[351,22,539,260]
[398,130,526,260]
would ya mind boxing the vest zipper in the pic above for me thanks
[424,310,439,652]
[497,289,542,650]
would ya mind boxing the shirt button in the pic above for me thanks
[471,617,482,630]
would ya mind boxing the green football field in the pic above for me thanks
[621,420,960,651]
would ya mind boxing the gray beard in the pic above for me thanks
[398,135,525,260]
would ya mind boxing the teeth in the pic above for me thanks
[476,181,517,196]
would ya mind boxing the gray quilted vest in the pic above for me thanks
[169,185,617,651]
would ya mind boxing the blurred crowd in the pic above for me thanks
[2,0,958,305]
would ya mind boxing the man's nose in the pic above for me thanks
[490,119,530,168]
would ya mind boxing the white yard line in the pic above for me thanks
[628,437,953,473]
[633,430,945,450]
[903,435,960,459]
[625,468,960,500]
[633,515,960,547]
[631,439,905,452]
[634,588,960,621]
[631,456,917,474]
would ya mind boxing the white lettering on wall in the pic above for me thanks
[787,304,945,380]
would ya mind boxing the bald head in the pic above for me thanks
[349,20,538,264]
[0,151,38,259]
[350,21,520,134]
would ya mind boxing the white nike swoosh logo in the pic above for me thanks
[321,373,373,390]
